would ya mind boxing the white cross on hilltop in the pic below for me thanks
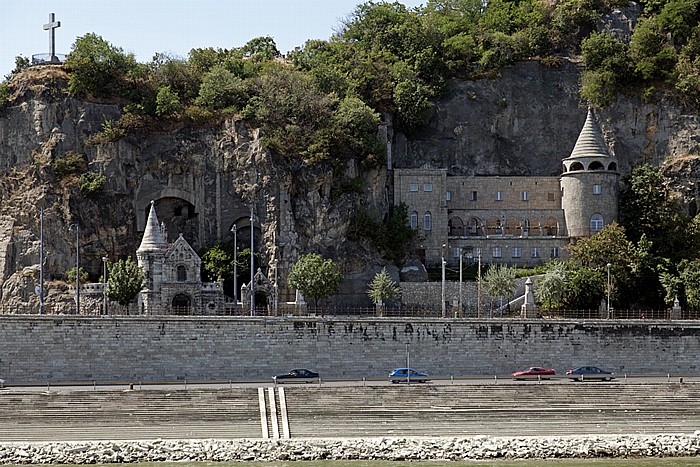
[43,13,61,62]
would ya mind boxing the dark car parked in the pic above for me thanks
[389,368,430,383]
[566,366,614,381]
[272,369,320,384]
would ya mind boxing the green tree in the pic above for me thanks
[64,33,139,97]
[155,85,181,116]
[367,267,401,305]
[201,245,235,282]
[66,267,89,285]
[241,36,280,61]
[195,65,248,110]
[287,253,343,310]
[78,172,106,197]
[482,264,517,312]
[562,264,605,310]
[535,260,567,309]
[679,259,700,309]
[107,257,144,307]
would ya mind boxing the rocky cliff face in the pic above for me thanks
[0,60,699,312]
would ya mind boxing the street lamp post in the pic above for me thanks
[272,259,278,316]
[250,206,255,316]
[607,263,612,319]
[441,244,446,319]
[477,248,482,319]
[234,225,239,315]
[102,256,108,315]
[39,209,44,314]
[458,248,463,318]
[69,224,80,314]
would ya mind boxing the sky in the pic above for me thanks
[1,0,424,79]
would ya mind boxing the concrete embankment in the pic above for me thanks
[2,435,700,464]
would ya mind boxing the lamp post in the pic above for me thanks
[441,243,446,319]
[458,248,463,317]
[39,209,44,314]
[234,225,239,315]
[250,206,255,316]
[69,224,80,314]
[272,258,278,316]
[477,248,482,319]
[102,256,108,315]
[607,263,612,319]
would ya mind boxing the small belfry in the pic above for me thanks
[136,201,224,315]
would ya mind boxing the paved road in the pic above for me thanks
[1,380,700,442]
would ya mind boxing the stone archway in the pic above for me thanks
[172,293,192,315]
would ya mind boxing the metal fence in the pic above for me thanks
[2,302,700,320]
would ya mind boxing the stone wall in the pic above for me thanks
[1,315,698,383]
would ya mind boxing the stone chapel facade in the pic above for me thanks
[136,201,225,315]
[394,109,620,269]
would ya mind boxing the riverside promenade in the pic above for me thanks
[2,382,700,462]
[1,382,699,440]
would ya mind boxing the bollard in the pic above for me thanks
[451,375,454,385]
[363,377,366,387]
[668,373,671,383]
[93,381,96,391]
[494,375,498,384]
[139,381,142,390]
[624,374,627,383]
[538,375,541,384]
[229,380,232,389]
[184,379,187,390]
[47,382,50,392]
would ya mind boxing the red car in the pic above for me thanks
[512,367,556,380]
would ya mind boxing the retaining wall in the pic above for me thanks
[0,316,698,382]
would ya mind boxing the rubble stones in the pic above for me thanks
[1,434,700,464]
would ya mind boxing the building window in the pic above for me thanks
[496,191,503,201]
[492,246,502,258]
[446,190,452,202]
[531,247,540,258]
[470,191,477,201]
[548,192,555,201]
[177,265,187,281]
[593,184,602,195]
[410,211,418,230]
[551,247,559,258]
[424,183,433,192]
[409,183,419,192]
[512,247,522,258]
[453,248,461,259]
[424,212,432,231]
[521,191,528,201]
[590,214,604,233]
[495,219,503,234]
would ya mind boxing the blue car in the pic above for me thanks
[389,368,430,383]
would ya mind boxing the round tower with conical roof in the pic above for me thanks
[136,200,168,313]
[560,109,619,238]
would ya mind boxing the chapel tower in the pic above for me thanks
[560,109,619,237]
[136,200,167,313]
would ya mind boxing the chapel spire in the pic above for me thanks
[567,108,611,159]
[137,201,167,252]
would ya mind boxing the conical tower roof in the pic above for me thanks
[567,108,612,159]
[137,201,167,252]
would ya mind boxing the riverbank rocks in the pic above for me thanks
[1,434,700,464]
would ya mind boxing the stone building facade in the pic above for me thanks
[394,109,620,268]
[136,201,225,315]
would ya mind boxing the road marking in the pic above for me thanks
[257,387,269,439]
[278,387,290,439]
[267,387,280,439]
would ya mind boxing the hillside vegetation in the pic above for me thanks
[5,0,699,164]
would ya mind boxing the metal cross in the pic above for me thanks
[43,13,61,61]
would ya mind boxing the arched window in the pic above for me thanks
[177,265,187,281]
[468,217,480,236]
[448,216,464,236]
[590,214,604,233]
[608,161,617,171]
[570,162,584,171]
[588,161,604,170]
[410,211,418,230]
[423,212,432,231]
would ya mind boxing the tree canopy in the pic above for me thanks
[367,267,401,305]
[287,253,343,310]
[106,257,145,307]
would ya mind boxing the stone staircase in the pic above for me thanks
[1,383,699,442]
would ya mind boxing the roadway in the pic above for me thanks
[1,377,699,442]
